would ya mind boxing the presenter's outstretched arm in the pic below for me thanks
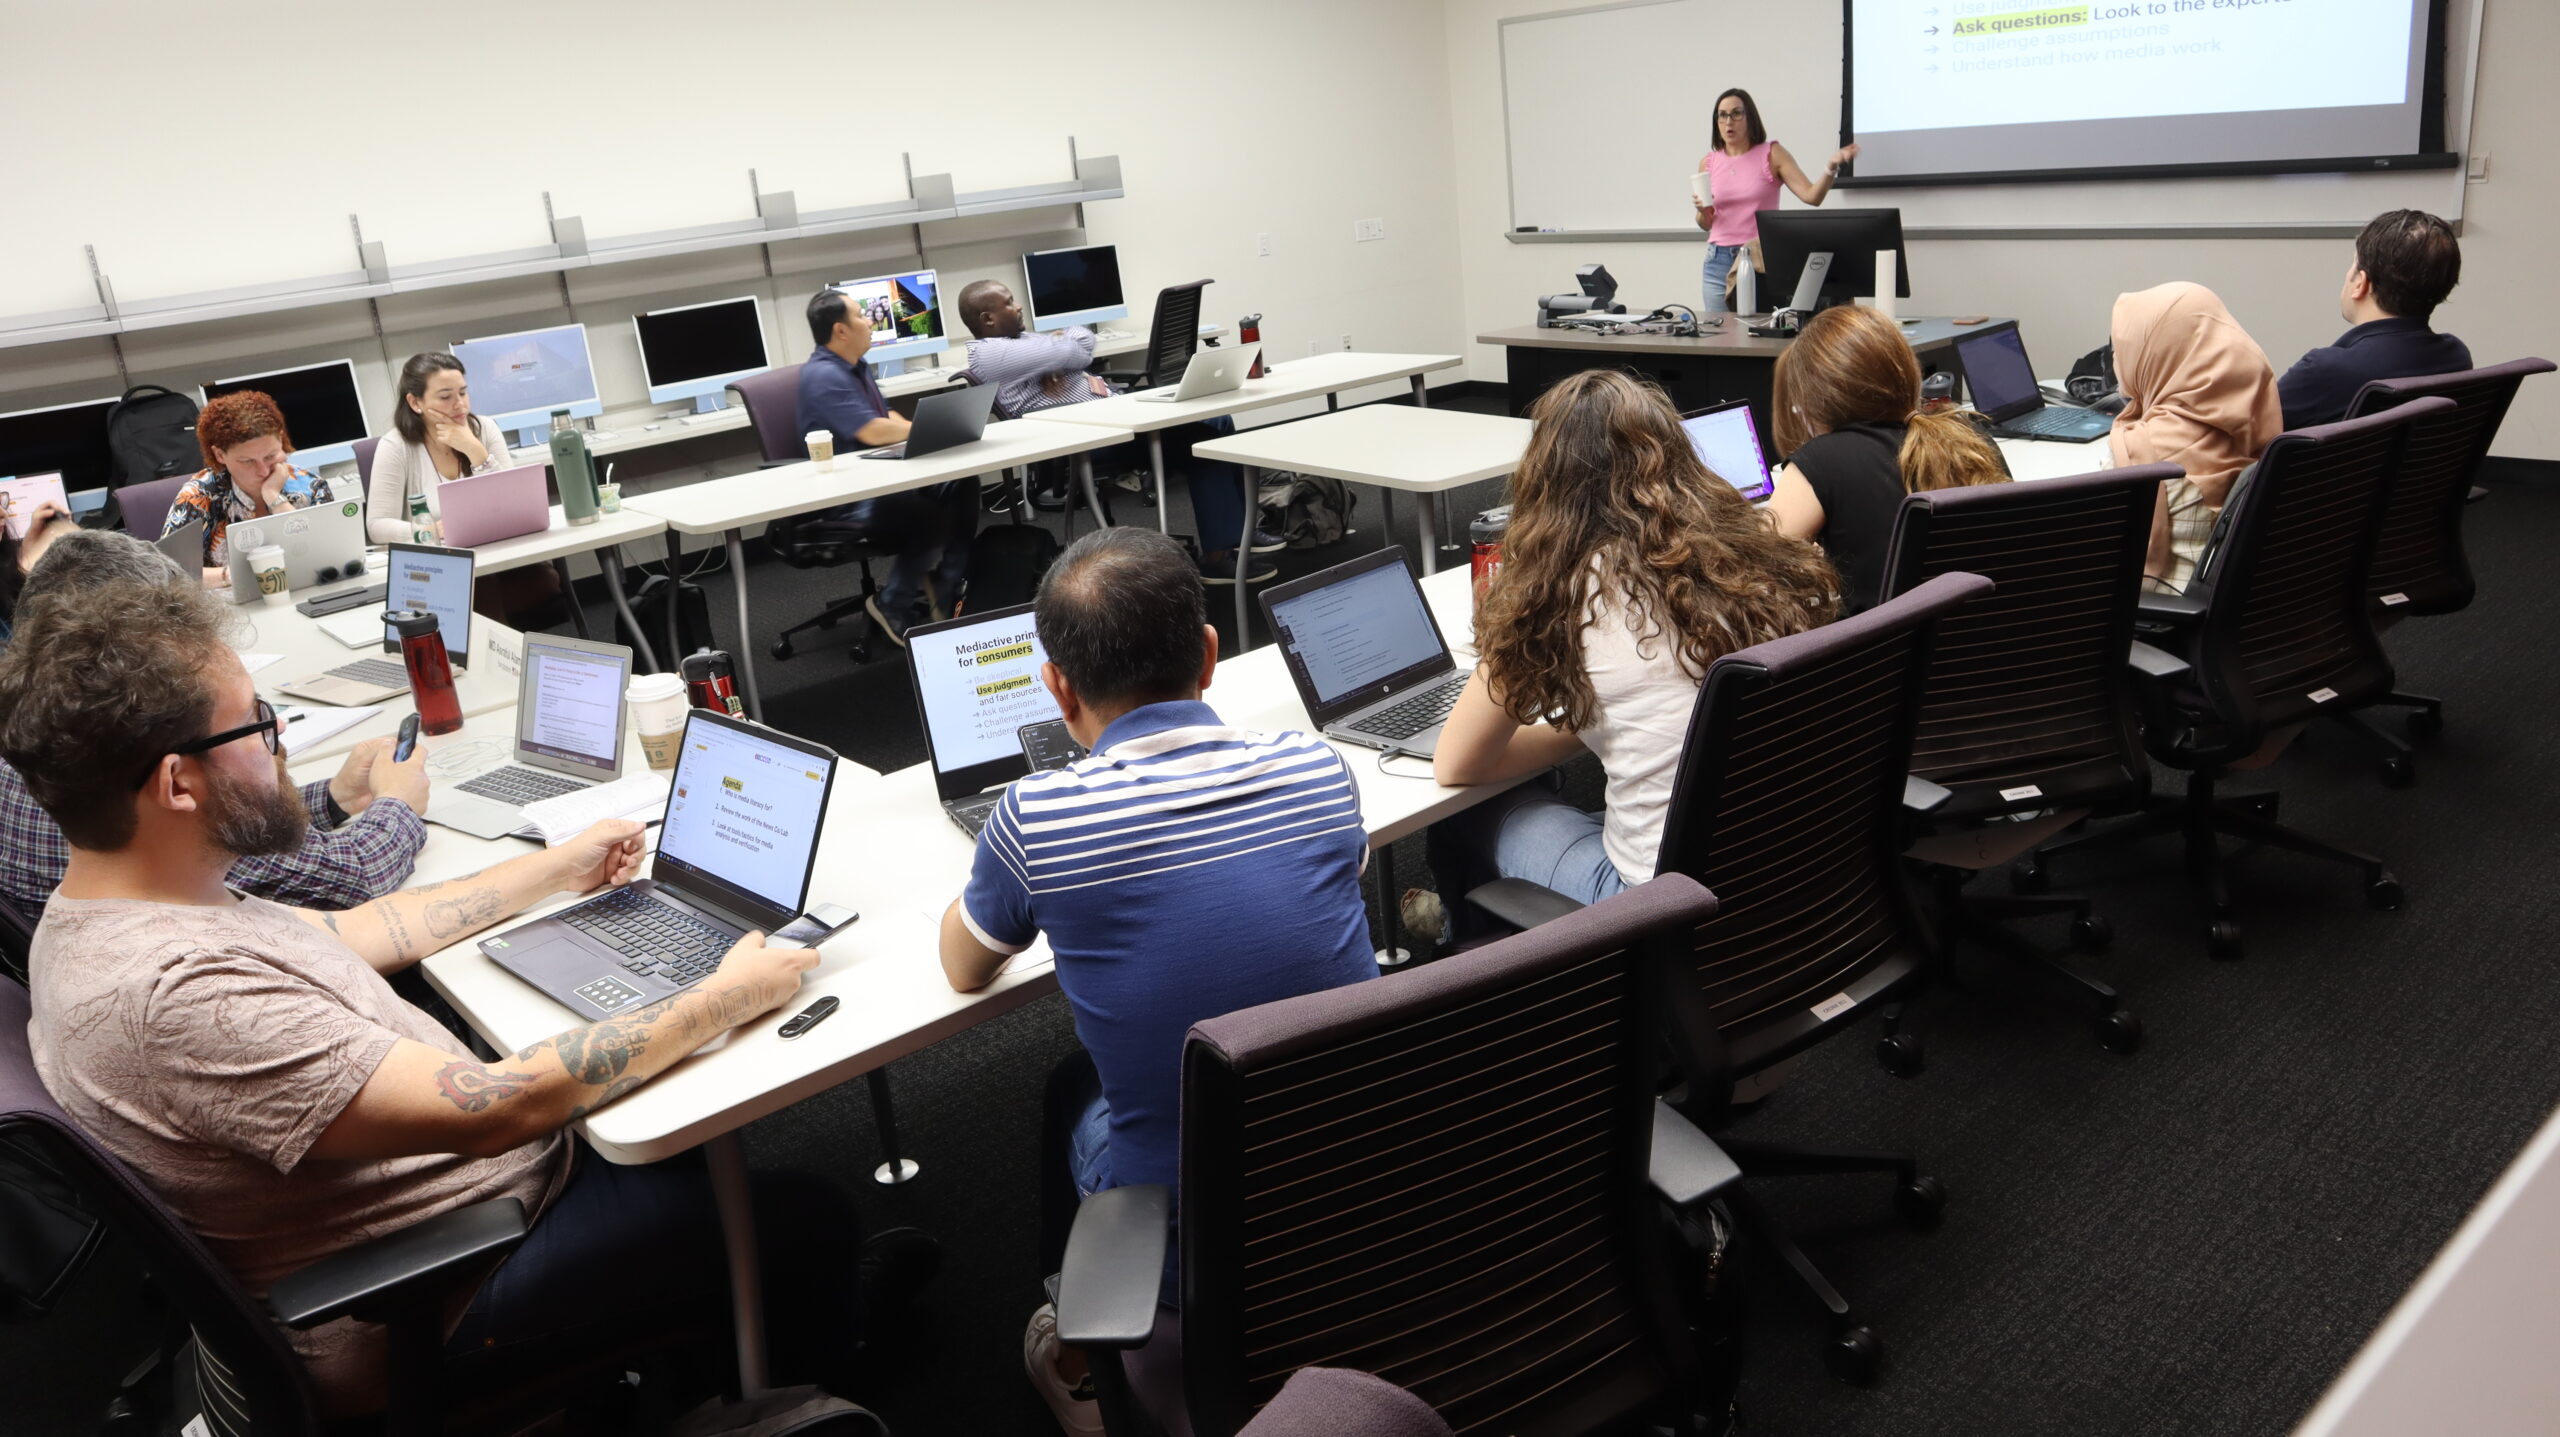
[1772,142,1861,206]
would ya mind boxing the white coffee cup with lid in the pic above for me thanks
[627,672,689,771]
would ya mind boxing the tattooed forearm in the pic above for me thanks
[377,900,417,958]
[434,1059,539,1112]
[424,883,507,939]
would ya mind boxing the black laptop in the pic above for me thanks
[480,709,838,1019]
[1950,321,2112,442]
[860,383,999,461]
[902,602,1075,836]
[1259,547,1472,758]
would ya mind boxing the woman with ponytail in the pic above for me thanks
[1766,303,2011,613]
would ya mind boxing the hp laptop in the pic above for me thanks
[222,478,370,602]
[435,462,551,548]
[482,708,838,1019]
[1259,547,1472,758]
[1953,322,2112,442]
[279,543,475,706]
[860,383,999,461]
[428,632,633,839]
[1135,345,1261,404]
[1680,399,1775,503]
[903,602,1072,837]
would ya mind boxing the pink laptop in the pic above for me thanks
[436,463,552,548]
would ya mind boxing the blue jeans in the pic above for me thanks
[1425,776,1630,942]
[1089,414,1249,554]
[1701,243,1746,315]
[1068,1090,1115,1200]
[843,477,980,615]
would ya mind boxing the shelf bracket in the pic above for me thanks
[543,193,582,311]
[353,214,393,370]
[86,245,130,390]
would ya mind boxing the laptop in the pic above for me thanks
[435,462,552,548]
[427,632,633,839]
[154,519,205,571]
[1134,345,1261,404]
[222,479,370,601]
[480,709,838,1019]
[859,383,999,461]
[902,602,1073,837]
[1952,322,2113,442]
[279,543,475,705]
[1680,399,1775,503]
[1259,547,1472,757]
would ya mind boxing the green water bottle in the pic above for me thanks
[550,410,599,526]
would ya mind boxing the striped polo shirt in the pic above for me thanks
[962,699,1374,1192]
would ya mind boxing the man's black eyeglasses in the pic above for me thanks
[131,698,283,789]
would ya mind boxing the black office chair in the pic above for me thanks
[0,890,33,987]
[1470,572,1993,1382]
[1057,876,1744,1437]
[1876,466,2175,1061]
[2325,357,2555,785]
[1103,280,1211,391]
[2030,399,2454,957]
[726,364,900,664]
[112,474,192,538]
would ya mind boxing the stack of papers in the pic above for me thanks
[516,772,671,845]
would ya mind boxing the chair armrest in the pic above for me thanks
[2135,591,2206,628]
[2127,640,2191,681]
[1055,1184,1170,1351]
[1464,878,1587,932]
[267,1197,526,1331]
[1648,1101,1741,1209]
[2468,484,2488,504]
[1903,775,1953,816]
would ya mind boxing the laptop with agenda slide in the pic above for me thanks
[480,708,837,1019]
[1952,321,2113,442]
[1259,547,1473,758]
[426,632,632,839]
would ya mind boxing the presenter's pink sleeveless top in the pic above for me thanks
[1706,142,1780,247]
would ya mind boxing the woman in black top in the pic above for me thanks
[1765,305,2010,612]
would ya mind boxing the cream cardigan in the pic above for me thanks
[362,416,514,544]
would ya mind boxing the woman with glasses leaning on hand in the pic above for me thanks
[1693,87,1859,314]
[160,390,319,588]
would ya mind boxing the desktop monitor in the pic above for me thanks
[450,323,602,443]
[632,295,771,413]
[0,395,120,494]
[1756,208,1909,314]
[204,359,370,469]
[1021,244,1127,332]
[833,270,946,373]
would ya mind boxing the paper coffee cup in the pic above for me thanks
[805,429,835,467]
[248,544,290,606]
[1691,171,1712,206]
[627,672,689,771]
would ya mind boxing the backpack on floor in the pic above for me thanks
[958,522,1062,613]
[103,385,202,485]
[624,569,715,661]
[1269,471,1358,550]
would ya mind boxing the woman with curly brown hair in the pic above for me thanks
[1425,369,1839,928]
[159,390,320,587]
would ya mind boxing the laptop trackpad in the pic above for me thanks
[509,934,653,1016]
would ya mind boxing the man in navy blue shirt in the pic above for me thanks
[2278,209,2473,430]
[796,288,979,645]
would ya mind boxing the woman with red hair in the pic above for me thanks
[160,390,321,586]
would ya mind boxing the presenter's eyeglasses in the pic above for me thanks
[131,697,284,788]
[1716,107,1748,121]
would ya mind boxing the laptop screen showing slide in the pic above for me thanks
[382,543,474,662]
[653,712,834,922]
[1264,548,1454,727]
[1951,323,2043,421]
[1680,400,1774,503]
[515,634,630,777]
[904,603,1068,800]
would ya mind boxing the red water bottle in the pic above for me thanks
[389,608,464,736]
[682,647,743,717]
[1240,313,1265,379]
[1470,505,1512,617]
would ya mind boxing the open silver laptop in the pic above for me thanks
[1259,547,1471,758]
[429,632,633,839]
[1134,345,1261,403]
[222,478,370,602]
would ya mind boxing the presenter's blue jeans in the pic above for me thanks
[1701,243,1746,315]
[1425,774,1630,943]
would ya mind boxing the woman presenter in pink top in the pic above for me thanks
[1693,88,1860,314]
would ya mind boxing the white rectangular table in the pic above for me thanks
[622,417,1135,720]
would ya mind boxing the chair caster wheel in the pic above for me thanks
[2098,1009,2143,1054]
[1875,1031,1925,1078]
[2406,708,2443,740]
[2206,919,2244,960]
[2379,755,2415,789]
[2069,914,2113,954]
[2010,857,2049,894]
[2367,874,2404,911]
[847,642,872,665]
[2240,791,2280,819]
[1895,1174,1946,1230]
[771,641,794,661]
[1827,1326,1882,1385]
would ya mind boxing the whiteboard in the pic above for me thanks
[1499,0,2479,237]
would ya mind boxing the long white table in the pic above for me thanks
[623,417,1135,721]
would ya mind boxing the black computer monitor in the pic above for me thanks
[1021,244,1128,331]
[632,295,772,408]
[204,360,370,468]
[1757,208,1909,313]
[0,395,120,493]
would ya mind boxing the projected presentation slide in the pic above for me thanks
[839,272,944,344]
[908,613,1066,774]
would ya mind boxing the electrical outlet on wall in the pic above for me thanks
[1306,339,1320,356]
[1257,232,1271,256]
[1340,334,1353,351]
[1353,218,1386,243]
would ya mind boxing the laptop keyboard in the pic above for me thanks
[1363,675,1469,740]
[2004,406,2103,436]
[861,444,908,460]
[456,765,589,806]
[559,888,734,987]
[946,792,1002,837]
[326,658,409,687]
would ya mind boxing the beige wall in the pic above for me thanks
[1444,0,2556,460]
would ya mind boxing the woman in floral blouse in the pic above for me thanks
[160,390,319,587]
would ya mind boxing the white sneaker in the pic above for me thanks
[1023,1303,1106,1436]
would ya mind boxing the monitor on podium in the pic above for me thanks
[1758,207,1909,314]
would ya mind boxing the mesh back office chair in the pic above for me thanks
[1057,876,1743,1437]
[1471,572,1991,1382]
[2033,400,2452,957]
[727,364,901,664]
[2325,357,2555,785]
[1105,281,1211,390]
[1876,466,2174,1061]
[111,474,191,538]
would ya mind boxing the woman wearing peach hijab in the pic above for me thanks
[2109,281,2283,592]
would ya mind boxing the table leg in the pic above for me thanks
[869,1069,920,1185]
[597,546,659,673]
[1147,431,1169,534]
[1078,452,1110,530]
[553,557,593,639]
[1415,496,1439,576]
[1374,842,1412,968]
[723,528,763,721]
[1233,464,1258,651]
[704,1132,770,1396]
[1409,375,1429,408]
[665,534,685,669]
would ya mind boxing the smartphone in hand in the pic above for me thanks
[1018,719,1088,773]
[393,713,422,763]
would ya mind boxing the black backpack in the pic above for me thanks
[958,522,1062,613]
[102,385,201,485]
[624,570,714,662]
